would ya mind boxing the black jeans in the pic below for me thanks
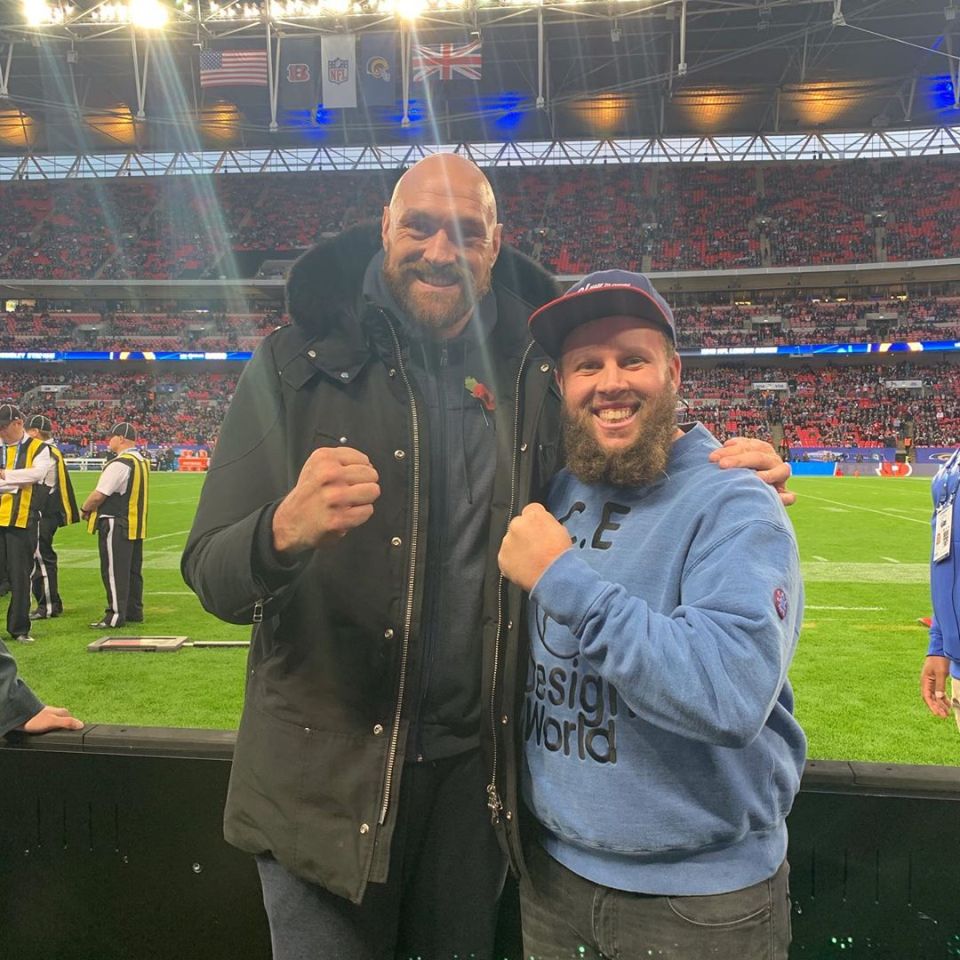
[520,842,792,960]
[257,748,506,960]
[0,526,36,638]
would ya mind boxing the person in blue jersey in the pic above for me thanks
[921,448,960,731]
[498,270,806,960]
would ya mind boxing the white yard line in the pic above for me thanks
[881,556,901,563]
[145,530,190,542]
[802,493,928,525]
[806,605,884,611]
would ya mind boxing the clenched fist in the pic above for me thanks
[273,446,381,555]
[498,502,572,593]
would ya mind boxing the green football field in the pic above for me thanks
[12,473,959,765]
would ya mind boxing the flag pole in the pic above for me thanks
[130,28,147,120]
[266,14,279,133]
[401,24,411,128]
[537,6,545,110]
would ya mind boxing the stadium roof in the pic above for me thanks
[0,0,956,153]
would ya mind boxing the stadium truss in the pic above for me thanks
[0,0,956,152]
[1,123,959,180]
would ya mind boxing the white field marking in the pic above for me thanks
[822,506,849,513]
[812,555,830,562]
[802,561,928,583]
[802,493,928,525]
[806,605,884,611]
[58,548,185,570]
[145,530,190,542]
[881,557,902,564]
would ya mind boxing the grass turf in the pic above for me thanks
[11,473,959,764]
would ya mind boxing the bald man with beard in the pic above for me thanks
[183,155,792,960]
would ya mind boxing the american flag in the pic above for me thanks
[412,41,482,82]
[199,49,269,88]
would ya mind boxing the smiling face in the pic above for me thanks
[381,154,502,339]
[557,315,681,486]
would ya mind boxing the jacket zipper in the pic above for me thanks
[486,340,537,825]
[379,314,422,825]
[413,342,447,761]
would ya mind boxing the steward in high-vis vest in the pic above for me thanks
[26,415,80,621]
[0,404,53,644]
[80,422,149,630]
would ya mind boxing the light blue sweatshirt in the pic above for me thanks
[927,447,960,679]
[522,423,806,896]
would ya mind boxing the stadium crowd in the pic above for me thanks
[0,156,958,280]
[1,360,958,451]
[2,298,958,353]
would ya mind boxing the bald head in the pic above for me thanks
[381,153,502,339]
[389,153,498,223]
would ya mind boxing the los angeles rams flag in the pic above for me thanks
[359,33,397,107]
[279,38,320,115]
[321,34,358,109]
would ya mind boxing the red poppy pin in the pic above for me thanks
[465,377,496,412]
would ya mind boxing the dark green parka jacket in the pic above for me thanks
[181,223,560,903]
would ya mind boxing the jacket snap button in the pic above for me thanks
[373,724,384,735]
[391,536,403,547]
[339,371,350,380]
[540,363,550,373]
[339,436,348,444]
[384,628,394,639]
[519,443,528,453]
[504,811,513,821]
[394,449,405,460]
[388,368,397,378]
[507,621,513,630]
[501,715,509,725]
[359,823,370,835]
[307,350,316,359]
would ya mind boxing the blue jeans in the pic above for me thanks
[519,842,792,960]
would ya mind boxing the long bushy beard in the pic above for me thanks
[562,386,678,487]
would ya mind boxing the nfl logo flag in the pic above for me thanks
[199,49,269,87]
[412,40,482,81]
[320,34,358,108]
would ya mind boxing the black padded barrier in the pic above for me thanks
[1,727,959,959]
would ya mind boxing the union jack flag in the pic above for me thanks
[412,40,482,81]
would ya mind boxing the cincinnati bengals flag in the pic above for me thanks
[279,38,320,115]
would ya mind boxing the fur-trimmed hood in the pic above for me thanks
[285,220,560,339]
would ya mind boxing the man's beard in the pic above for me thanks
[383,257,491,335]
[562,386,678,487]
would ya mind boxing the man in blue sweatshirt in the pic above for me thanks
[498,270,806,960]
[921,448,960,730]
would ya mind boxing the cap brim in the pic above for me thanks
[529,286,675,359]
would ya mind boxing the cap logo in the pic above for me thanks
[577,282,635,293]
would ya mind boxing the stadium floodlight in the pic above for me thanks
[390,0,426,19]
[91,3,128,22]
[23,0,67,25]
[129,0,169,26]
